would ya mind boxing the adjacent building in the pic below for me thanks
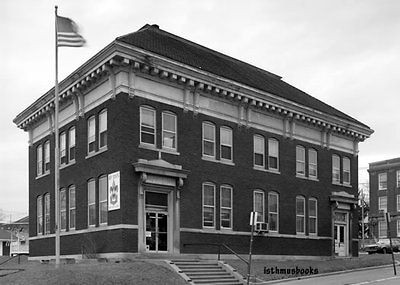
[368,157,400,239]
[14,24,373,260]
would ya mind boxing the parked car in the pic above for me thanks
[365,238,400,254]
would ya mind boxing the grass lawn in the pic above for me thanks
[225,253,400,282]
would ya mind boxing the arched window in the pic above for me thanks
[296,196,305,234]
[88,179,96,227]
[253,190,265,223]
[268,192,279,232]
[202,182,215,228]
[69,185,76,230]
[309,198,318,235]
[99,175,108,225]
[332,155,340,183]
[140,106,156,145]
[220,185,233,229]
[162,111,177,150]
[202,122,216,158]
[296,146,306,176]
[99,109,107,149]
[268,138,279,171]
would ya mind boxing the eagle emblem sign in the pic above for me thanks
[108,171,120,211]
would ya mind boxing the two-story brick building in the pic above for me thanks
[14,24,373,260]
[368,158,400,239]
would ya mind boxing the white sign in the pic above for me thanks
[249,211,256,226]
[108,171,120,211]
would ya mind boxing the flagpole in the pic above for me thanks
[54,5,61,268]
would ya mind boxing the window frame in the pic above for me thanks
[332,155,341,183]
[378,220,387,238]
[296,196,305,234]
[99,175,108,226]
[308,198,318,235]
[253,135,265,168]
[308,149,318,179]
[202,182,216,228]
[88,179,96,227]
[87,116,96,154]
[342,157,351,185]
[378,196,387,212]
[44,140,50,173]
[60,131,67,165]
[220,126,233,162]
[202,122,216,159]
[69,185,76,230]
[397,170,400,188]
[378,173,387,190]
[60,188,67,231]
[69,127,76,162]
[37,196,43,235]
[268,138,279,171]
[268,192,279,233]
[36,144,43,176]
[397,220,400,237]
[162,111,177,151]
[44,193,50,235]
[220,185,233,229]
[140,106,156,146]
[296,146,306,176]
[253,190,265,223]
[98,109,107,149]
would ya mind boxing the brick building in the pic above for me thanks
[368,158,400,238]
[14,24,373,260]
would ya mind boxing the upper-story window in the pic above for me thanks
[268,192,279,232]
[308,149,318,179]
[220,127,233,161]
[378,221,387,238]
[296,196,305,234]
[296,146,306,176]
[99,175,108,225]
[220,185,232,229]
[37,196,43,235]
[397,195,400,212]
[343,157,351,185]
[44,141,50,173]
[69,127,76,162]
[36,145,43,176]
[397,171,400,188]
[69,185,76,230]
[162,112,177,150]
[202,122,216,158]
[332,155,341,183]
[268,139,279,171]
[309,198,318,235]
[140,106,156,146]
[253,135,265,168]
[253,190,265,223]
[378,196,387,212]
[99,109,107,149]
[87,116,96,154]
[60,188,67,231]
[60,132,67,165]
[88,179,96,227]
[44,193,50,235]
[378,173,387,190]
[202,182,215,228]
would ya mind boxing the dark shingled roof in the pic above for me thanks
[117,24,367,127]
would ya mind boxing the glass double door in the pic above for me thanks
[146,211,168,252]
[334,224,347,256]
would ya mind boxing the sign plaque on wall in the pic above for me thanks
[108,171,120,211]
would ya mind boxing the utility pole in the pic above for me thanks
[247,212,256,285]
[361,191,365,250]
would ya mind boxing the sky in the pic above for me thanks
[1,0,399,220]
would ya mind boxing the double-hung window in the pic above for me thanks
[87,116,96,154]
[397,195,400,212]
[220,127,233,161]
[44,141,50,173]
[60,132,67,165]
[140,106,156,146]
[202,122,215,158]
[220,185,232,229]
[202,183,215,228]
[268,192,279,232]
[343,157,351,185]
[253,191,265,223]
[99,109,107,149]
[296,146,306,176]
[69,127,76,162]
[88,179,96,227]
[296,196,305,234]
[268,139,279,170]
[253,135,265,167]
[397,171,400,188]
[60,188,67,231]
[69,185,76,230]
[332,155,341,183]
[99,175,108,225]
[379,196,387,212]
[308,149,318,179]
[379,221,387,238]
[379,173,387,190]
[309,198,317,235]
[36,145,43,176]
[37,196,43,235]
[162,112,177,150]
[44,193,50,234]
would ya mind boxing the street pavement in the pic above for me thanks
[267,265,400,285]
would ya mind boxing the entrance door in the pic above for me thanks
[334,224,346,257]
[146,211,168,252]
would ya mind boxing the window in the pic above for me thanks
[37,196,43,235]
[378,221,387,238]
[60,188,66,231]
[308,149,318,179]
[44,193,50,234]
[378,173,387,190]
[253,191,265,223]
[220,185,232,229]
[296,196,305,234]
[379,196,387,212]
[332,155,341,183]
[88,179,96,227]
[268,139,279,170]
[99,175,108,225]
[397,220,400,237]
[296,146,305,176]
[44,141,50,173]
[162,112,177,150]
[87,116,96,154]
[220,127,233,161]
[202,122,215,158]
[309,198,317,235]
[99,109,107,149]
[36,144,43,176]
[268,192,279,232]
[60,132,67,165]
[69,127,76,161]
[397,171,400,188]
[69,185,76,230]
[202,183,215,228]
[343,157,351,185]
[140,106,156,145]
[253,135,265,167]
[398,195,400,212]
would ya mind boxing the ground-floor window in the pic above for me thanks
[378,220,387,238]
[220,185,232,229]
[268,192,279,232]
[202,183,215,228]
[296,196,305,234]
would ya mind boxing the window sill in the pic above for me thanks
[332,181,352,188]
[60,160,76,170]
[85,147,108,160]
[36,172,50,180]
[253,167,281,175]
[201,156,235,166]
[139,144,180,155]
[296,175,319,182]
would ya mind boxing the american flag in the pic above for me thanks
[56,16,86,47]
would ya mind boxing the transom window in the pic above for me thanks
[88,179,96,227]
[296,146,306,176]
[332,155,341,183]
[378,173,387,190]
[140,106,156,145]
[253,191,265,223]
[99,175,108,225]
[220,185,232,229]
[308,149,318,179]
[268,192,279,232]
[309,198,318,235]
[296,196,305,234]
[162,112,177,150]
[202,122,216,158]
[202,183,215,228]
[268,139,279,170]
[220,127,233,161]
[253,135,265,167]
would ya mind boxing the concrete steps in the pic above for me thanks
[168,259,244,285]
